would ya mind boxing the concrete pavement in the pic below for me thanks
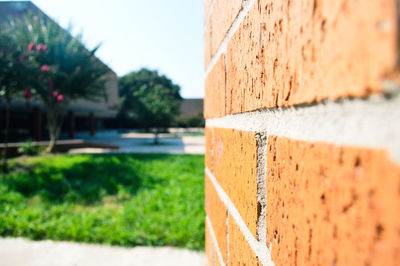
[0,238,206,266]
[67,130,205,155]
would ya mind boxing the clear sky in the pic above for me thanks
[25,0,204,99]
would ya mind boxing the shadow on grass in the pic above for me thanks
[3,154,163,205]
[0,153,205,250]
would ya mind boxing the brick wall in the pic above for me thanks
[204,0,400,265]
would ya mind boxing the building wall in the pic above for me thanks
[179,98,203,119]
[72,71,119,118]
[204,0,400,265]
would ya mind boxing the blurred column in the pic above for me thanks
[89,112,96,136]
[68,110,75,139]
[31,106,41,141]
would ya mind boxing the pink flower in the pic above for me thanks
[57,94,63,102]
[40,65,50,72]
[47,80,54,88]
[28,42,35,51]
[37,44,47,52]
[51,90,59,97]
[23,88,32,99]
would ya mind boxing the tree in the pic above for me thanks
[119,68,182,144]
[9,13,109,152]
[0,26,29,172]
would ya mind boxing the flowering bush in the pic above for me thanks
[9,13,108,152]
[0,27,31,171]
[23,88,32,99]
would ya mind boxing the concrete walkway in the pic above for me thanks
[67,130,205,155]
[0,238,206,266]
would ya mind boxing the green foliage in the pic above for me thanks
[4,13,110,152]
[176,113,205,128]
[119,68,182,129]
[8,13,109,104]
[0,154,205,250]
[0,26,28,99]
[17,140,42,156]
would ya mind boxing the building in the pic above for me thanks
[179,98,203,119]
[0,1,118,141]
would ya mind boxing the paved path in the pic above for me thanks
[0,238,206,266]
[68,130,205,155]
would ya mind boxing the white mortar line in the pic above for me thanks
[205,0,256,77]
[206,95,400,164]
[206,216,226,266]
[204,0,214,28]
[206,168,275,266]
[256,133,267,243]
[226,210,230,265]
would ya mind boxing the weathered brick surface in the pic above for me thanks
[204,56,225,118]
[211,0,243,56]
[266,136,400,266]
[204,15,212,71]
[228,217,261,265]
[205,127,213,171]
[224,0,397,115]
[226,3,263,114]
[205,222,215,266]
[204,0,212,25]
[205,174,227,263]
[207,127,259,238]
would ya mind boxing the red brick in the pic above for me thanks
[266,136,400,266]
[204,15,212,70]
[225,0,396,115]
[205,174,227,263]
[204,56,225,118]
[211,0,243,56]
[208,127,259,238]
[205,127,213,171]
[228,217,261,265]
[204,0,213,25]
[205,222,215,266]
[226,3,263,114]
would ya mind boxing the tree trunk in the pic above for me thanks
[153,129,159,145]
[2,98,11,173]
[45,103,64,153]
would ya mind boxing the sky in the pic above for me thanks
[23,0,204,99]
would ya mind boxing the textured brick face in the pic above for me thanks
[266,136,400,266]
[205,174,227,263]
[207,127,259,238]
[205,223,215,266]
[204,16,212,71]
[228,216,261,265]
[205,127,213,171]
[204,56,225,118]
[226,4,263,114]
[211,0,243,55]
[204,0,212,25]
[224,0,397,115]
[204,0,399,264]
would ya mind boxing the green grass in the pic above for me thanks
[0,154,205,250]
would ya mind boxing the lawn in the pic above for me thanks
[0,154,205,250]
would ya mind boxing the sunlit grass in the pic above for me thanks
[0,154,205,250]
